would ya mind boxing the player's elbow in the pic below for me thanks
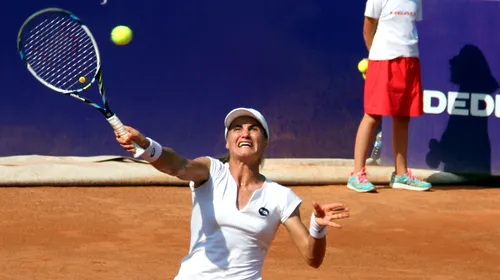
[304,252,324,268]
[362,31,370,41]
[362,29,375,42]
[306,257,323,268]
[301,237,326,268]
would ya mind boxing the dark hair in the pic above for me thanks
[218,155,230,163]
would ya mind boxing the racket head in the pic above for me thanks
[17,8,101,94]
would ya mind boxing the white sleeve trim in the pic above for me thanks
[416,1,423,21]
[190,156,220,192]
[280,188,303,223]
[364,0,382,19]
[281,200,302,223]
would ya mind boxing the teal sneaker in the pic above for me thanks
[347,167,376,193]
[390,169,432,191]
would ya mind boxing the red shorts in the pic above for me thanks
[364,57,424,117]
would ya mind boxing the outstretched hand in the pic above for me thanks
[114,126,149,154]
[312,201,350,228]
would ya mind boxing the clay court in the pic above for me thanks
[0,185,498,280]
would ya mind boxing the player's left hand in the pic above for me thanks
[312,201,350,228]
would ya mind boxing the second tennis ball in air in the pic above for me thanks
[111,25,133,45]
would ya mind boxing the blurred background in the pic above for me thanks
[1,0,499,175]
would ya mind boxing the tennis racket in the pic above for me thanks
[17,7,144,158]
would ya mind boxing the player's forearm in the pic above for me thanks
[363,18,377,52]
[151,147,189,176]
[137,138,188,176]
[303,212,329,268]
[305,235,326,268]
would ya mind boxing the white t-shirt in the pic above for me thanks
[365,0,422,60]
[174,157,302,280]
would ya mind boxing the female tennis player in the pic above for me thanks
[115,107,350,279]
[348,0,432,193]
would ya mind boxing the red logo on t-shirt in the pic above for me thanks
[390,11,416,16]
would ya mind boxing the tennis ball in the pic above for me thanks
[111,25,133,45]
[358,58,369,73]
[79,76,86,83]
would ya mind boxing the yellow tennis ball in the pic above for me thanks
[111,25,133,45]
[358,58,369,73]
[79,76,86,83]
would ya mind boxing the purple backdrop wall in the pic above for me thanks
[1,0,368,160]
[381,0,500,175]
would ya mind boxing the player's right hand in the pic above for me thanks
[114,126,150,154]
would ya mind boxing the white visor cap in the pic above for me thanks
[224,107,270,140]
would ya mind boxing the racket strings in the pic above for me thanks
[22,13,98,92]
[29,28,89,86]
[24,17,80,73]
[25,16,95,74]
[28,24,83,72]
[27,19,96,89]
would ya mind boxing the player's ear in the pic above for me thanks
[262,130,268,148]
[262,138,268,149]
[225,139,229,150]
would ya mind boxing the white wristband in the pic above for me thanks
[309,212,327,239]
[140,137,162,163]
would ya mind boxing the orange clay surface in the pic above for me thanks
[0,185,499,280]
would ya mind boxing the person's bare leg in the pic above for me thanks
[353,113,382,173]
[392,116,410,175]
[391,115,431,191]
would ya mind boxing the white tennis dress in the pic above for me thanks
[174,157,302,280]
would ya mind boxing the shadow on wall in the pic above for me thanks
[426,44,497,175]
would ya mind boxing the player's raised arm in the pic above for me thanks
[114,126,210,186]
[283,200,350,268]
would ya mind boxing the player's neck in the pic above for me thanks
[228,160,263,189]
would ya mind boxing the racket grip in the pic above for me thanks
[107,115,145,158]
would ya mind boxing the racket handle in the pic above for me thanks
[107,115,145,158]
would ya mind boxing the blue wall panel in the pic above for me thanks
[1,1,367,159]
[381,0,500,175]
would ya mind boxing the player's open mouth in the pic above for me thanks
[238,142,252,147]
